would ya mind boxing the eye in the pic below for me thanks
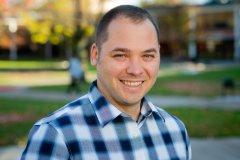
[143,54,155,61]
[113,54,127,61]
[114,54,125,57]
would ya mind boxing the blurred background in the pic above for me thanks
[0,0,240,160]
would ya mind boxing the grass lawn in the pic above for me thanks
[0,97,240,146]
[0,97,68,146]
[149,66,240,96]
[166,108,240,137]
[0,60,68,70]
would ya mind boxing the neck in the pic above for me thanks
[117,102,141,121]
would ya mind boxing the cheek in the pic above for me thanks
[104,58,126,72]
[145,63,159,78]
[97,59,124,79]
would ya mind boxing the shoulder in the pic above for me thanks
[155,106,187,132]
[155,106,191,159]
[35,94,92,127]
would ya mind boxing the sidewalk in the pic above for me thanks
[191,137,240,160]
[1,138,240,160]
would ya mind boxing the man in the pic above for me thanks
[21,5,191,160]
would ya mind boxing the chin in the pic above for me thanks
[121,95,144,105]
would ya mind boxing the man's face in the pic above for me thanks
[91,16,160,108]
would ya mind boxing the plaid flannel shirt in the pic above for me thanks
[20,81,191,160]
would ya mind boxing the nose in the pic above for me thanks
[126,58,144,76]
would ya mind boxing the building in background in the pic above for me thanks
[145,0,240,61]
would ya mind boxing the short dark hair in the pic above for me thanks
[95,5,160,50]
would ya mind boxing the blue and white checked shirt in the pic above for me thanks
[21,81,191,160]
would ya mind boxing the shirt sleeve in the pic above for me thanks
[20,123,69,160]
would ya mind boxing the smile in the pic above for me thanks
[120,80,144,87]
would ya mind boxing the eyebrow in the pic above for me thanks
[142,48,157,54]
[111,47,158,54]
[111,47,131,53]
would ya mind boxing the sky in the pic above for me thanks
[105,0,211,10]
[104,0,139,10]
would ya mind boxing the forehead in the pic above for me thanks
[102,16,158,50]
[107,16,156,34]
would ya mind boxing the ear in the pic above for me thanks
[90,43,99,66]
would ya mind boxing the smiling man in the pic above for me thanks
[21,5,191,160]
[90,15,160,121]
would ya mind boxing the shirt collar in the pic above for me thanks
[140,97,165,122]
[88,80,164,127]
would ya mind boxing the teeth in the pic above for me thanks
[121,80,143,87]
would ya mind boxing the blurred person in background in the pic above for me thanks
[20,5,191,160]
[67,54,84,94]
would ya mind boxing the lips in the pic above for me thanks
[120,80,144,87]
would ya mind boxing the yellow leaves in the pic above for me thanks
[78,23,94,38]
[63,27,74,38]
[26,20,51,44]
[25,17,74,44]
[32,34,47,44]
[51,0,73,13]
[54,24,64,34]
[54,24,74,38]
[84,25,94,37]
[49,35,60,45]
